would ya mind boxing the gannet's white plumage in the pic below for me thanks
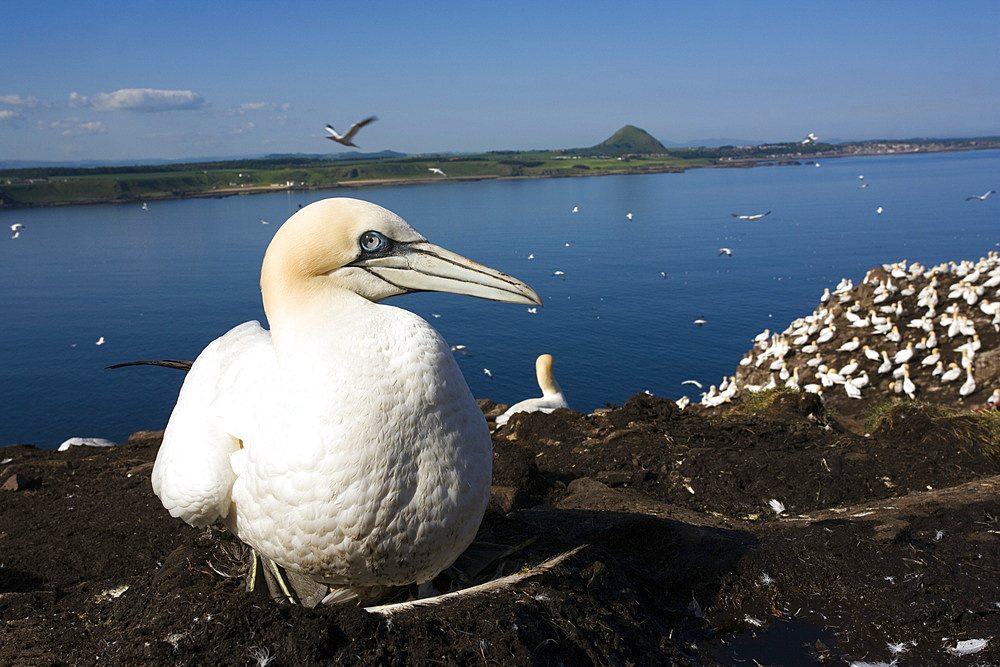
[152,197,541,600]
[495,354,569,427]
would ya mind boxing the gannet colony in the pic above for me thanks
[687,252,1000,423]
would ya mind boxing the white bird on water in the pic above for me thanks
[324,116,377,147]
[495,354,569,427]
[151,198,541,606]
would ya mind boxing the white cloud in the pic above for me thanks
[38,119,108,136]
[231,121,256,134]
[69,88,206,112]
[0,110,21,122]
[0,94,42,108]
[233,101,292,115]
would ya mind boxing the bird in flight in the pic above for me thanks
[731,211,771,221]
[966,189,995,201]
[801,132,819,144]
[718,248,733,256]
[324,116,377,147]
[428,167,447,177]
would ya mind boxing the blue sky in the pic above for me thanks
[2,1,998,163]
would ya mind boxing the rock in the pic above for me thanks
[2,473,37,491]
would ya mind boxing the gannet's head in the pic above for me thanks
[261,198,541,316]
[534,354,562,396]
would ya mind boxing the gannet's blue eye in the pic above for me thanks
[360,231,386,252]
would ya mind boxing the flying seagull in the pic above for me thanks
[324,116,377,147]
[428,168,447,177]
[966,190,995,201]
[731,211,771,221]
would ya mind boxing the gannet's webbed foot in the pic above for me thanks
[247,550,329,608]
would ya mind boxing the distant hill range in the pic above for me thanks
[573,125,670,156]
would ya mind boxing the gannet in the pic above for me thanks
[965,190,995,201]
[324,116,377,147]
[495,354,569,427]
[719,248,733,256]
[428,167,447,177]
[151,198,541,606]
[731,211,771,221]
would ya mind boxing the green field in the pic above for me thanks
[3,134,997,209]
[0,152,707,207]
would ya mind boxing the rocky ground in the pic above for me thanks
[4,256,1000,665]
[2,392,999,665]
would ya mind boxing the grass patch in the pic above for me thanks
[866,400,1000,457]
[724,386,796,417]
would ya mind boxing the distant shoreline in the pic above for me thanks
[4,143,996,210]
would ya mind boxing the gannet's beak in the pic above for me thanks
[357,241,542,306]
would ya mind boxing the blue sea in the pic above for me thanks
[2,150,998,448]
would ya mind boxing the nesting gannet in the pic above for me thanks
[731,211,771,221]
[965,190,995,201]
[495,354,569,427]
[324,116,377,147]
[151,198,541,606]
[428,167,447,177]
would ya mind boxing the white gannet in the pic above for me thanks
[960,368,976,396]
[495,354,569,427]
[626,212,633,220]
[151,198,541,606]
[428,167,447,177]
[876,206,884,215]
[324,116,377,147]
[553,270,566,280]
[11,222,26,231]
[95,336,106,346]
[801,132,818,145]
[693,316,707,327]
[681,379,703,389]
[571,205,578,213]
[965,190,995,201]
[719,247,733,256]
[58,436,117,452]
[731,211,771,221]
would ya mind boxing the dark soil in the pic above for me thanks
[3,389,1000,665]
